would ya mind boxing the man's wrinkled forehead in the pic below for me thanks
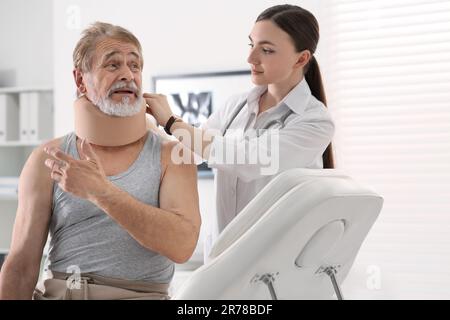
[93,38,142,67]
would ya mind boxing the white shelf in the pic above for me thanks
[0,86,53,94]
[0,194,18,201]
[0,140,43,147]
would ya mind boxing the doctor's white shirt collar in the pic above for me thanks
[245,77,312,116]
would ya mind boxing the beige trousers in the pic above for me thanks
[33,271,170,300]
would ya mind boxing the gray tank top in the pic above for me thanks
[46,131,174,283]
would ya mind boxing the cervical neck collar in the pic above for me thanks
[74,96,147,146]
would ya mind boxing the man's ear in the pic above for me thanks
[73,68,86,95]
[294,50,312,69]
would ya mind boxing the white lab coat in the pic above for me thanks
[201,78,335,260]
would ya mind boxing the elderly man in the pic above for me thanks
[0,22,200,300]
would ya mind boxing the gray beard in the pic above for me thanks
[93,94,143,117]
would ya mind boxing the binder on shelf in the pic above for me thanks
[0,187,18,197]
[0,177,19,185]
[0,94,20,142]
[0,176,19,196]
[19,91,53,142]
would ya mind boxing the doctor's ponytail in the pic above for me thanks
[305,56,334,169]
[305,56,326,105]
[257,5,335,169]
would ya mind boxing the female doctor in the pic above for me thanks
[144,4,335,257]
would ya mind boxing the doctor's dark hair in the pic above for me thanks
[256,5,335,169]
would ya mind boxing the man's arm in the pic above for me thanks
[90,141,201,263]
[0,140,58,299]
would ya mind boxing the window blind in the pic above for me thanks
[319,0,450,299]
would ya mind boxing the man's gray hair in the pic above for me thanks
[73,21,143,72]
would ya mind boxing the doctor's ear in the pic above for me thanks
[295,50,312,69]
[73,68,87,94]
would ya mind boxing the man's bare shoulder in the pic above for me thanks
[160,138,197,180]
[160,138,178,157]
[160,138,196,165]
[13,137,65,225]
[28,137,64,165]
[39,137,64,152]
[21,137,65,185]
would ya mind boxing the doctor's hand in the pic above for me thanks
[143,93,174,127]
[44,139,111,202]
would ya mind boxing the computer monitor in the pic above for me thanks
[152,70,252,173]
[152,70,252,128]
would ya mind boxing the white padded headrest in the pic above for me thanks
[174,168,383,299]
[209,169,354,259]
